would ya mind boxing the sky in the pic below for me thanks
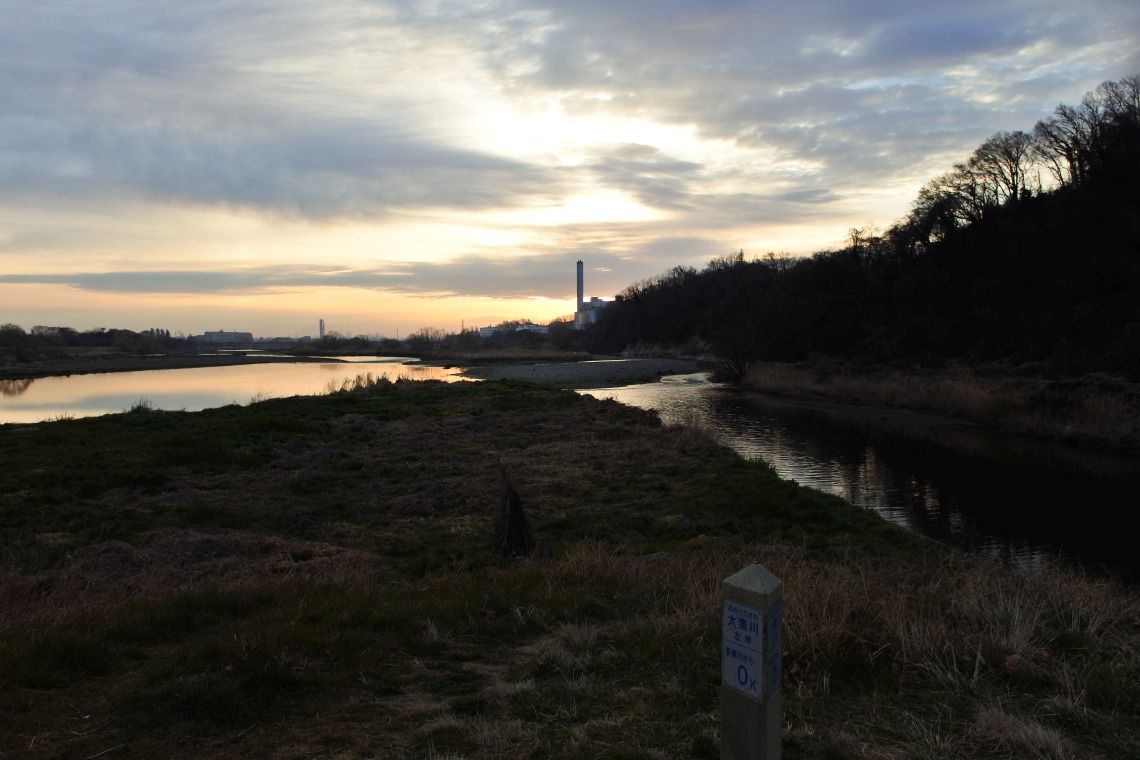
[2,1,1138,338]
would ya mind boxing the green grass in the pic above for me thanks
[1,380,1136,758]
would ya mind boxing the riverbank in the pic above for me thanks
[2,381,1136,758]
[0,350,694,388]
[743,362,1140,452]
[460,356,705,387]
[0,351,344,380]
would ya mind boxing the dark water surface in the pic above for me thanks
[584,373,1139,582]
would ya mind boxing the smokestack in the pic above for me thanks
[575,260,584,329]
[576,260,584,311]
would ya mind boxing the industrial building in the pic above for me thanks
[575,259,610,328]
[197,330,254,345]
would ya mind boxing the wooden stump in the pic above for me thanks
[494,464,537,559]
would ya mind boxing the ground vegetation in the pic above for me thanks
[1,381,1136,758]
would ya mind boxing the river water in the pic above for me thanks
[3,361,1135,580]
[585,373,1139,582]
[0,357,463,423]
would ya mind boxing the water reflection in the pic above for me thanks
[584,373,1139,581]
[0,357,464,424]
[1,378,34,397]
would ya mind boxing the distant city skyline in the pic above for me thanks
[2,2,1137,336]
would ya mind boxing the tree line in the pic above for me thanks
[403,318,585,356]
[0,319,589,365]
[0,324,196,363]
[589,74,1140,380]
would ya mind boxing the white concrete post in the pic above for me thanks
[721,564,783,760]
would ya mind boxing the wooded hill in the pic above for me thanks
[589,75,1140,380]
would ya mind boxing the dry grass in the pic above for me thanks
[0,528,376,627]
[620,339,711,359]
[472,544,1138,758]
[322,372,397,394]
[3,534,1137,758]
[2,382,1136,759]
[668,408,716,452]
[744,363,1140,446]
[973,706,1077,759]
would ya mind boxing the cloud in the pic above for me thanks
[0,252,655,301]
[458,0,1140,184]
[584,143,703,210]
[5,2,1137,226]
[0,3,570,219]
[0,100,564,219]
[1,0,1138,324]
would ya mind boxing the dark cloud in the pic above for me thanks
[0,270,333,294]
[584,143,703,210]
[862,15,1034,63]
[627,236,731,264]
[0,4,568,219]
[681,188,841,229]
[0,106,564,218]
[0,253,655,301]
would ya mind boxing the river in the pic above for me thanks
[3,361,1135,580]
[0,356,463,423]
[584,373,1139,582]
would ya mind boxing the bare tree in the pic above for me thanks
[1096,75,1140,126]
[405,326,447,353]
[1033,110,1086,187]
[969,131,1036,205]
[1032,75,1140,189]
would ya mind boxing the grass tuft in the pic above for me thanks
[126,397,154,413]
[974,705,1076,759]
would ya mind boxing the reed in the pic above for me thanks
[323,372,395,395]
[744,363,1140,446]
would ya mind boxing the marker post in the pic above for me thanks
[721,564,783,759]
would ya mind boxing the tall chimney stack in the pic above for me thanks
[576,260,584,327]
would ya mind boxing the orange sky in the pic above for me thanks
[2,2,1136,337]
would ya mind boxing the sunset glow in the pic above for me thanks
[2,2,1137,336]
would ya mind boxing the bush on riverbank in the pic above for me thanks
[1,381,1136,758]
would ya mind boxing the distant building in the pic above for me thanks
[256,336,305,347]
[319,319,325,339]
[575,260,610,328]
[576,297,609,327]
[478,322,549,338]
[197,330,254,345]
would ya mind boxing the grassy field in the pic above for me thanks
[1,380,1137,759]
